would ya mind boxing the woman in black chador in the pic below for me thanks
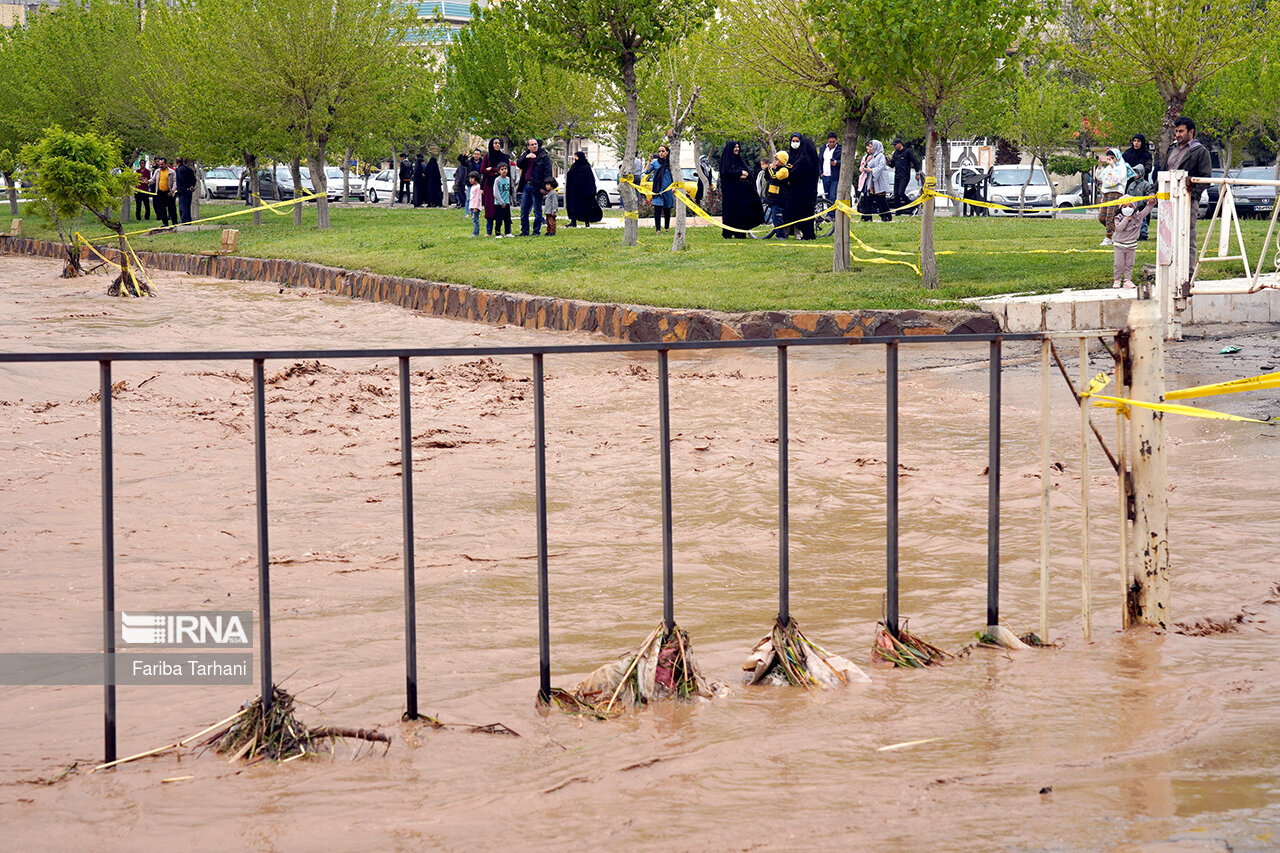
[782,133,820,240]
[564,151,603,227]
[423,156,444,207]
[718,140,764,238]
[411,154,427,208]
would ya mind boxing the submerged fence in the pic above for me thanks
[1,333,1042,763]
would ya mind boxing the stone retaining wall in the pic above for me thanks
[1,236,999,341]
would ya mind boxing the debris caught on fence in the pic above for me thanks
[872,621,951,668]
[540,623,719,718]
[211,686,390,763]
[742,618,869,688]
[408,715,521,737]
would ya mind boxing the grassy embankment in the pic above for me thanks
[16,203,1271,312]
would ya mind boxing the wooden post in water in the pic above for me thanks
[1126,300,1171,627]
[1039,339,1051,640]
[1114,332,1131,629]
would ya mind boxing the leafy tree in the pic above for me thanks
[1073,0,1267,157]
[21,126,149,294]
[999,69,1083,216]
[815,0,1046,288]
[522,0,716,247]
[1187,51,1269,170]
[730,0,873,271]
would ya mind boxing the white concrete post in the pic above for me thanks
[1155,170,1189,341]
[1125,299,1171,628]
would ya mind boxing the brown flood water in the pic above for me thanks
[2,256,1279,852]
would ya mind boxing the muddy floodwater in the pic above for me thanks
[2,255,1280,852]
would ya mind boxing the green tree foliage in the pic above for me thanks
[21,126,147,292]
[522,0,716,247]
[727,0,874,271]
[812,0,1046,288]
[999,69,1083,216]
[1072,0,1267,157]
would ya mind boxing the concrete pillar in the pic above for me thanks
[1125,298,1170,628]
[1155,170,1189,340]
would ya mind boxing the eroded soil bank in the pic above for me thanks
[2,256,1279,852]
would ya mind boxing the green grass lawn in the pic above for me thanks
[16,203,1275,312]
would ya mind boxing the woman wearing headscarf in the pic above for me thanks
[453,152,470,209]
[782,133,820,240]
[858,139,892,222]
[565,151,603,227]
[411,153,427,208]
[718,140,764,238]
[643,144,676,232]
[424,155,444,207]
[480,138,510,236]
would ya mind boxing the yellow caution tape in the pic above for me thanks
[1166,371,1280,401]
[94,191,326,240]
[1081,373,1273,424]
[926,189,1157,214]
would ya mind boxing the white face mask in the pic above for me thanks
[791,140,800,149]
[1122,207,1134,217]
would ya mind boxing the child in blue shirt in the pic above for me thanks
[493,164,512,237]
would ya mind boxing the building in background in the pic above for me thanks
[407,0,486,45]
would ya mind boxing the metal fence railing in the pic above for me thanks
[0,332,1040,762]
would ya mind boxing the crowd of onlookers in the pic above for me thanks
[133,157,199,227]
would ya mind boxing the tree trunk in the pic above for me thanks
[309,141,330,230]
[191,163,203,222]
[921,111,940,289]
[120,192,131,224]
[1018,154,1034,218]
[833,109,862,273]
[243,151,262,226]
[437,149,448,204]
[343,145,352,205]
[691,129,708,201]
[564,134,573,175]
[621,52,640,247]
[4,172,17,215]
[290,156,304,226]
[1158,92,1188,168]
[670,133,686,252]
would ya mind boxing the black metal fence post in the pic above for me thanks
[987,339,1002,628]
[533,353,550,701]
[886,342,899,637]
[399,356,418,719]
[252,359,272,712]
[658,350,674,633]
[100,360,116,764]
[777,346,790,627]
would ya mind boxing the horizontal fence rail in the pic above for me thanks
[1,332,1041,762]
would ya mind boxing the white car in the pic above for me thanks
[202,167,242,200]
[593,167,622,208]
[952,165,1056,215]
[367,169,396,204]
[323,166,366,202]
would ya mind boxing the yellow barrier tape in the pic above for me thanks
[1166,371,1280,401]
[622,176,834,236]
[1082,373,1273,424]
[85,191,327,241]
[75,232,123,271]
[925,189,1156,214]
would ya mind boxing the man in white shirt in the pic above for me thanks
[820,133,841,204]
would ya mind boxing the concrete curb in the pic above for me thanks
[1,236,1000,341]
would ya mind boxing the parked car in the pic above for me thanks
[984,165,1056,215]
[1225,166,1277,219]
[323,166,366,202]
[1056,185,1083,208]
[202,167,242,200]
[367,168,396,204]
[1197,168,1226,218]
[240,165,317,202]
[593,167,622,208]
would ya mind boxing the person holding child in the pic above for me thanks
[718,140,764,238]
[1096,147,1128,246]
[763,150,792,239]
